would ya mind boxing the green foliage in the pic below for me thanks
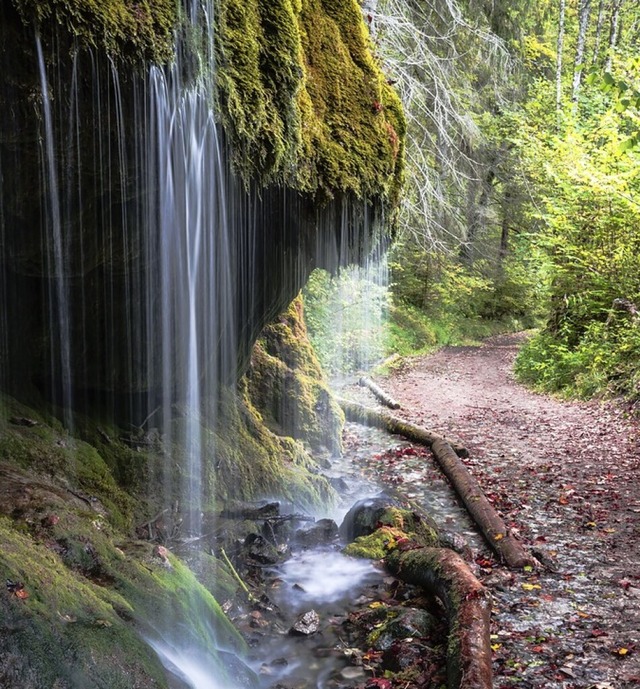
[388,241,544,349]
[303,266,390,374]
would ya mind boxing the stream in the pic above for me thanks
[204,414,489,689]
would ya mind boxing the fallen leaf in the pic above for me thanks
[521,583,542,591]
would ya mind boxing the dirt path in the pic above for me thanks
[371,333,640,688]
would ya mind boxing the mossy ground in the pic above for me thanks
[0,507,245,689]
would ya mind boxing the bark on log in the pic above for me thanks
[337,397,469,458]
[430,439,535,569]
[358,376,401,409]
[386,547,493,689]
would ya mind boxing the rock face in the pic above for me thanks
[0,3,404,687]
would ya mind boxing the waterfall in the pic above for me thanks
[36,35,74,427]
[0,0,390,685]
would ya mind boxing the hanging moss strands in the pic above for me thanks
[216,0,405,204]
[12,0,178,64]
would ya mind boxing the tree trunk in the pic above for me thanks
[338,399,536,569]
[605,0,623,72]
[592,0,606,64]
[462,169,495,264]
[358,376,401,409]
[337,397,469,457]
[556,0,566,113]
[571,0,592,114]
[386,547,493,689]
[498,190,512,260]
[430,439,536,569]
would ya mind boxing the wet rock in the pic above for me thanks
[482,570,515,590]
[295,519,339,547]
[369,608,438,651]
[290,609,320,635]
[9,416,38,427]
[244,533,280,564]
[382,639,431,672]
[218,650,259,689]
[339,495,400,541]
[339,666,365,681]
[328,476,350,492]
[221,501,281,520]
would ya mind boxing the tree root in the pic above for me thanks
[386,546,493,689]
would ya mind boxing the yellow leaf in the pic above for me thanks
[617,647,629,656]
[494,533,504,541]
[491,643,502,651]
[369,601,384,609]
[521,583,542,591]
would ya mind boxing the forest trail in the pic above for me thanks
[377,333,640,688]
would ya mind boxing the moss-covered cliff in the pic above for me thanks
[217,0,405,204]
[8,0,404,206]
[11,0,177,63]
[0,1,403,682]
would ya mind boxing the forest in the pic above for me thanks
[307,0,640,405]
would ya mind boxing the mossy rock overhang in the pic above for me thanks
[0,0,404,406]
[7,0,404,205]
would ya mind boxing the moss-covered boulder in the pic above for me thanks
[342,503,440,560]
[0,382,335,687]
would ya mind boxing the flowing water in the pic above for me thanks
[0,1,397,687]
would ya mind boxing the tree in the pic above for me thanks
[571,0,592,112]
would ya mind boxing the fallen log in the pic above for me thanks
[358,376,401,409]
[386,547,493,689]
[430,439,536,569]
[337,397,469,458]
[338,397,534,569]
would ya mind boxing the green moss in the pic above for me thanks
[0,516,169,688]
[343,525,403,559]
[210,384,337,511]
[217,0,405,204]
[0,395,134,531]
[343,508,439,560]
[12,0,178,64]
[247,295,344,453]
[0,488,247,687]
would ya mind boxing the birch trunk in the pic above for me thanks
[605,0,624,72]
[556,0,566,113]
[571,0,592,114]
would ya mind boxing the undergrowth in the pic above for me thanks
[515,319,640,402]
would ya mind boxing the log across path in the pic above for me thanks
[338,397,535,569]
